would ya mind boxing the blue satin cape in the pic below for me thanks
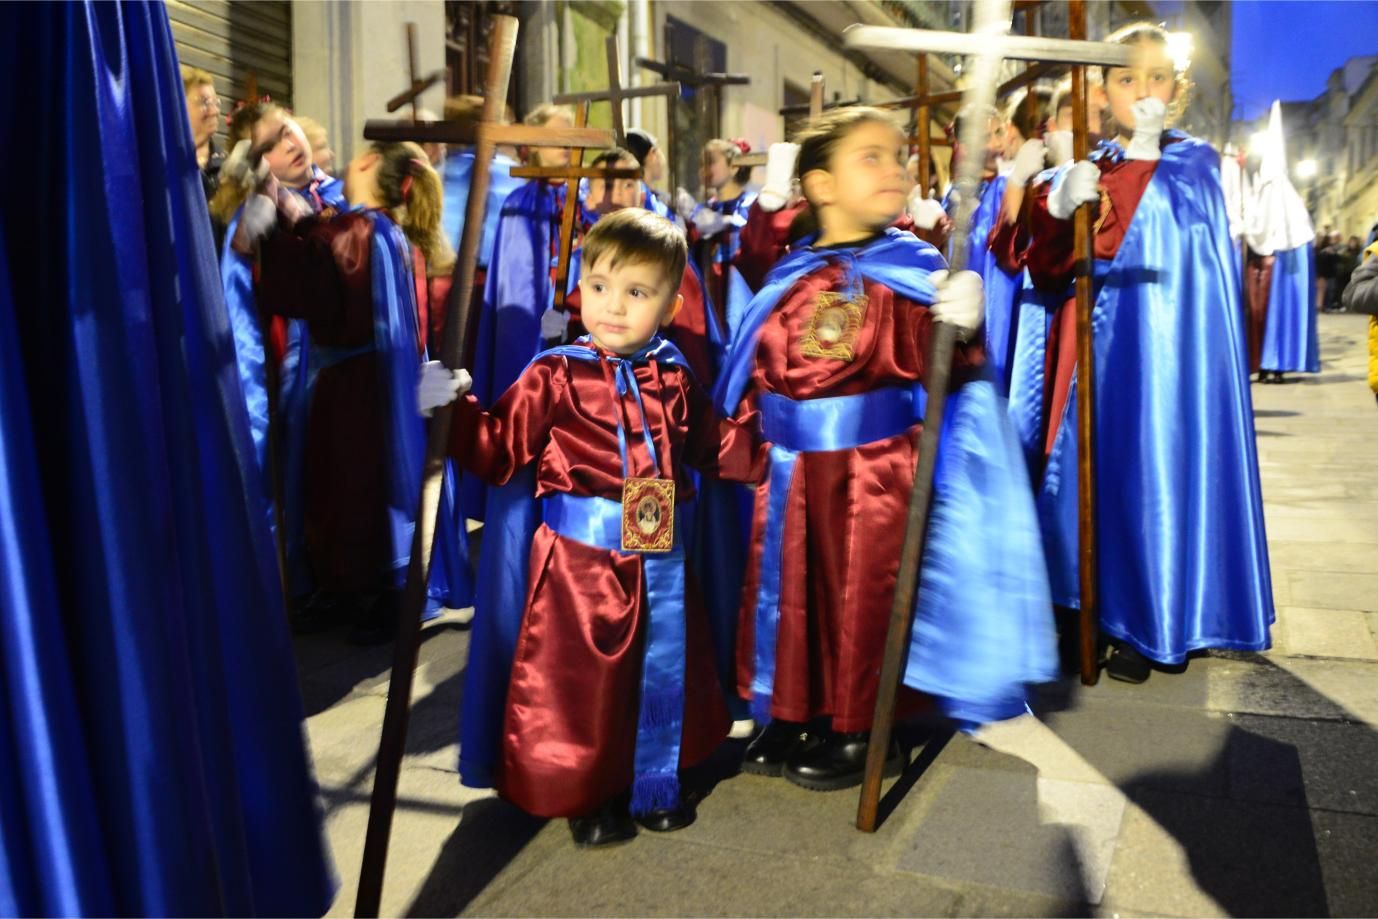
[1259,242,1320,373]
[0,2,335,913]
[462,180,561,521]
[709,228,1056,726]
[1038,135,1275,661]
[441,151,522,269]
[457,338,693,806]
[221,171,345,598]
[966,175,1024,396]
[365,212,473,611]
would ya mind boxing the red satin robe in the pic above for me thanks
[734,261,984,732]
[448,346,765,817]
[259,212,394,592]
[258,211,401,595]
[1000,149,1166,460]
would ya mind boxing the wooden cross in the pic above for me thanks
[353,17,616,918]
[845,0,1134,833]
[554,34,681,150]
[778,71,860,119]
[384,22,445,119]
[635,54,750,178]
[507,102,644,323]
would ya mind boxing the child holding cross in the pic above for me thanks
[419,208,768,847]
[713,106,1056,790]
[1018,22,1273,682]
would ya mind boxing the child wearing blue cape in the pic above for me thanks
[242,140,473,644]
[712,106,1057,791]
[210,102,347,609]
[419,208,767,848]
[1019,23,1273,683]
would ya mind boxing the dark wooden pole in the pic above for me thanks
[916,56,931,196]
[1068,0,1100,686]
[353,15,520,917]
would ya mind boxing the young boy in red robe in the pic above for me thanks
[419,208,765,847]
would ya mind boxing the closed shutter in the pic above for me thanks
[166,0,293,145]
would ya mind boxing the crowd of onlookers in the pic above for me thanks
[1316,224,1378,313]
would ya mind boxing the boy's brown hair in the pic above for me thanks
[581,208,687,290]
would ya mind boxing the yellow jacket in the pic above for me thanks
[1368,244,1378,394]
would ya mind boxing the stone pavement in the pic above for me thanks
[296,313,1378,918]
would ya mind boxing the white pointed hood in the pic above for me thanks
[1244,101,1314,255]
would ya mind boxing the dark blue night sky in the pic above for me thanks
[1231,0,1378,121]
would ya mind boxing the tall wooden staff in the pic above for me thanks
[353,16,616,915]
[843,9,1133,833]
[1068,0,1099,687]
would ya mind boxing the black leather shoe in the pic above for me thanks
[784,730,903,792]
[634,803,695,833]
[568,800,638,848]
[741,719,809,777]
[1106,643,1152,684]
[347,592,398,646]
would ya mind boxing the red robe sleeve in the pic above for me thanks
[257,212,375,346]
[447,356,565,486]
[736,200,806,290]
[680,375,767,484]
[1024,158,1161,291]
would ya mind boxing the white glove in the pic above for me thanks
[673,187,698,220]
[1047,160,1100,220]
[417,361,472,417]
[929,268,985,337]
[757,142,800,213]
[1045,130,1074,167]
[540,306,569,343]
[690,206,728,236]
[1124,97,1167,162]
[906,190,947,230]
[1009,138,1048,186]
[223,138,271,193]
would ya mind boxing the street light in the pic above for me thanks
[1296,158,1318,180]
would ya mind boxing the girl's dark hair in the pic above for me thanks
[794,106,901,189]
[1007,86,1054,141]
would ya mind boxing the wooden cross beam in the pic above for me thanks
[553,34,681,148]
[635,45,751,191]
[778,72,859,119]
[507,103,645,321]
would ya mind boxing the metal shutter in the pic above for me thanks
[166,0,293,144]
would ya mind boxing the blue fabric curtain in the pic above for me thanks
[0,3,335,914]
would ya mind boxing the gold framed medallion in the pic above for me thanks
[800,290,868,362]
[621,477,675,553]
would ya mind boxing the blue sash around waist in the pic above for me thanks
[750,384,926,722]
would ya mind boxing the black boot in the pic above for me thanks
[741,719,810,777]
[783,730,903,792]
[1106,643,1153,683]
[568,796,638,849]
[634,802,696,833]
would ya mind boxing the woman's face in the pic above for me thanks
[252,111,314,187]
[185,83,220,146]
